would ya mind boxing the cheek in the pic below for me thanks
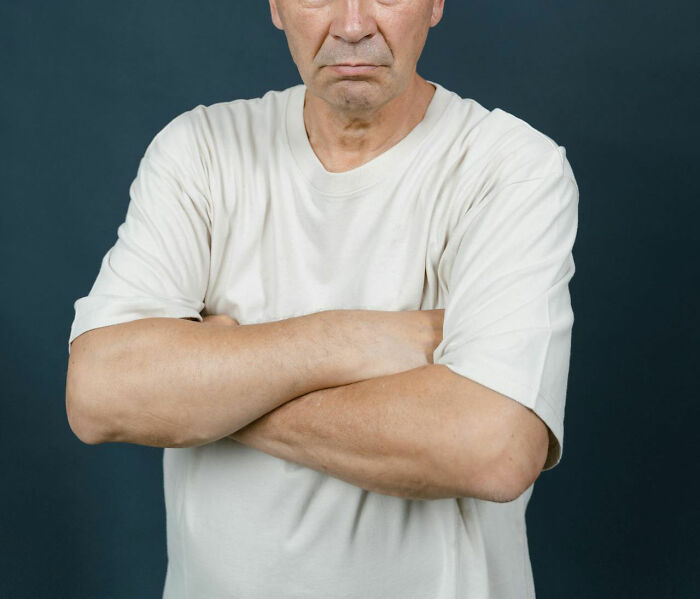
[380,12,427,63]
[287,21,327,62]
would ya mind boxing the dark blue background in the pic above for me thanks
[2,1,698,597]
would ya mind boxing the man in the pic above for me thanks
[66,0,579,597]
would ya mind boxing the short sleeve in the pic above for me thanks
[432,147,579,471]
[68,110,212,354]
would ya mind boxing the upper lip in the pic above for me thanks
[333,63,376,66]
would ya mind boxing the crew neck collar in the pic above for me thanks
[284,80,454,197]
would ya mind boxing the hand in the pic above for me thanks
[379,308,445,370]
[323,308,445,381]
[200,314,240,327]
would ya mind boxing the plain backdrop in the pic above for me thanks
[1,1,698,597]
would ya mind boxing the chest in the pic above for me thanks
[202,158,459,324]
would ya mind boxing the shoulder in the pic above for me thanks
[142,85,295,171]
[474,104,568,183]
[435,91,579,228]
[434,87,574,187]
[189,86,290,134]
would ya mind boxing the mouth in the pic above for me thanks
[327,64,380,76]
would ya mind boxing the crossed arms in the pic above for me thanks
[65,309,549,502]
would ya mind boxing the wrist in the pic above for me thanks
[310,309,369,387]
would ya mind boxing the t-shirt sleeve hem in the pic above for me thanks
[68,303,203,355]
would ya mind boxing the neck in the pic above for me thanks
[302,76,436,173]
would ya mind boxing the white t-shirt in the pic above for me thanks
[69,80,579,598]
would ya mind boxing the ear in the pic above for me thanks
[269,0,284,31]
[430,0,445,27]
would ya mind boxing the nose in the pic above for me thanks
[329,0,378,45]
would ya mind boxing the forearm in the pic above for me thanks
[67,311,365,447]
[229,363,505,501]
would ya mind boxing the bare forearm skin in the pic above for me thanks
[229,363,512,502]
[66,312,365,447]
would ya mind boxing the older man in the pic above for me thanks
[66,0,579,597]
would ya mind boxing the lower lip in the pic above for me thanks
[328,65,379,76]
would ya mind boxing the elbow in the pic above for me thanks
[65,330,199,449]
[465,405,549,503]
[480,441,544,504]
[68,417,107,446]
[65,358,190,449]
[65,349,112,445]
[482,463,534,504]
[66,392,110,445]
[66,387,111,446]
[455,434,542,504]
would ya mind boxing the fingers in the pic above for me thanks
[201,314,240,326]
